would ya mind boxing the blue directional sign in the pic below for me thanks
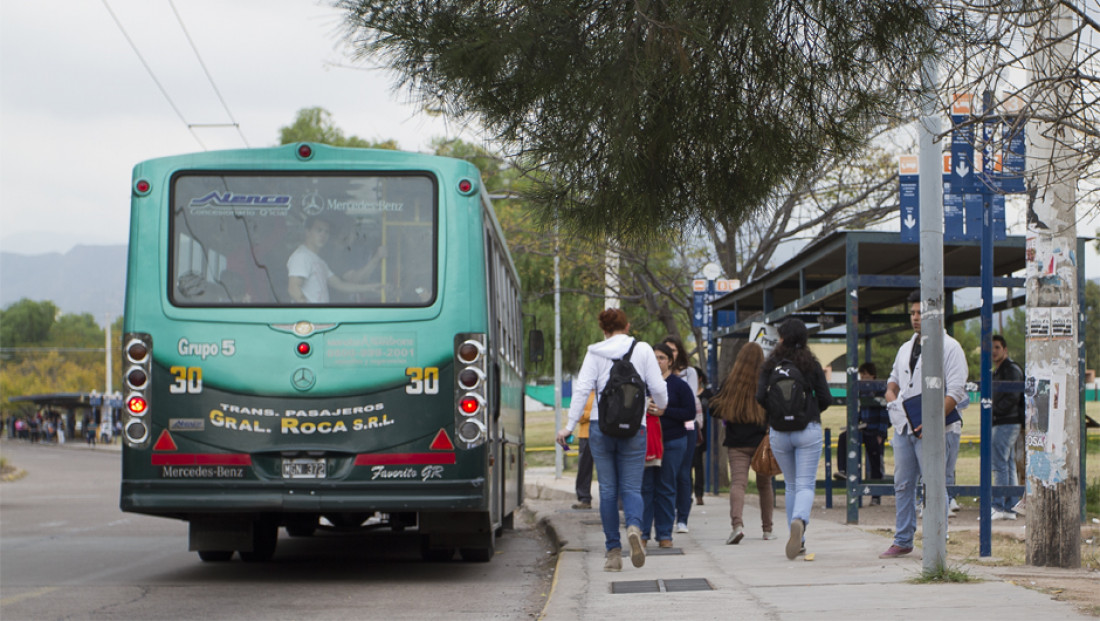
[999,118,1027,194]
[898,156,920,243]
[943,187,966,241]
[951,114,981,193]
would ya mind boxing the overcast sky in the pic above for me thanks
[0,0,478,255]
[1,1,1096,281]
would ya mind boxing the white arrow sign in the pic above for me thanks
[904,215,917,229]
[956,159,970,177]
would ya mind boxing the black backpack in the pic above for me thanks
[765,359,812,431]
[597,340,647,438]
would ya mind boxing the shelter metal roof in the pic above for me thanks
[711,230,1027,338]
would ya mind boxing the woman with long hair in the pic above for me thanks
[709,342,774,544]
[755,318,833,560]
[556,309,668,572]
[660,336,701,533]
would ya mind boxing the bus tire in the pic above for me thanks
[197,550,234,562]
[420,538,455,562]
[239,520,278,562]
[285,515,318,537]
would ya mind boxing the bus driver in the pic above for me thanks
[287,215,385,304]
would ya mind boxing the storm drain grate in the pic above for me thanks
[610,578,713,594]
[622,546,682,556]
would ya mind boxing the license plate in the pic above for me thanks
[282,458,326,479]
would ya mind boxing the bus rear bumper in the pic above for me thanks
[120,479,489,516]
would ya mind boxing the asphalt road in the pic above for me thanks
[0,440,556,620]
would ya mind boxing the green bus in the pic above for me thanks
[119,144,527,563]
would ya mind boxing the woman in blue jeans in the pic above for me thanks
[556,309,669,572]
[640,343,697,547]
[755,318,833,560]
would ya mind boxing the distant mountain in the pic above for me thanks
[0,245,127,322]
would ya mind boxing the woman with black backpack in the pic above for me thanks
[755,318,833,560]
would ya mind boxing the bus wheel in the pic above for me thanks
[459,545,493,563]
[285,515,318,537]
[240,520,278,562]
[197,550,233,562]
[420,539,454,562]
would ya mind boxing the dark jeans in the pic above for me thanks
[836,430,886,480]
[691,443,705,498]
[575,437,593,503]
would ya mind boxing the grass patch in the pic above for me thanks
[910,563,979,583]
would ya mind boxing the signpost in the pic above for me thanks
[897,92,1028,558]
[694,264,739,495]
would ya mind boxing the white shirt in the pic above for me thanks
[887,332,969,436]
[565,334,668,433]
[287,245,333,303]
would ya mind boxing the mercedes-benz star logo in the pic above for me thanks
[291,367,316,391]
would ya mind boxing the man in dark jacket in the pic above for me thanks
[991,335,1024,520]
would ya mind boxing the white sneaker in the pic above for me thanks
[987,510,1017,521]
[949,498,960,513]
[675,522,689,534]
[1011,499,1026,515]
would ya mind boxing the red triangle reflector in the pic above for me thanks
[153,430,178,452]
[429,429,454,451]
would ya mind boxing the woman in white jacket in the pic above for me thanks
[557,309,668,572]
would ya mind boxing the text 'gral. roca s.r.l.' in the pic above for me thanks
[208,405,395,435]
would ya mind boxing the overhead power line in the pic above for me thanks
[168,0,250,147]
[101,0,207,150]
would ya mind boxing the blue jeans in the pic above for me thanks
[770,423,822,532]
[991,424,1020,512]
[588,424,647,552]
[642,434,690,542]
[945,430,960,498]
[675,431,696,524]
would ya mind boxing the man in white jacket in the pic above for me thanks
[879,291,969,558]
[557,309,668,571]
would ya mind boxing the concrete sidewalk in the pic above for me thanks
[523,466,1093,621]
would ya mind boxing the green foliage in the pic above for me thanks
[337,1,957,243]
[910,563,977,584]
[0,300,120,419]
[278,107,399,149]
[0,299,58,348]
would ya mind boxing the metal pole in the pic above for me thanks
[918,51,948,573]
[978,90,995,556]
[553,222,563,478]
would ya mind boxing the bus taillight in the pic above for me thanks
[122,333,152,447]
[454,333,488,447]
[127,395,147,415]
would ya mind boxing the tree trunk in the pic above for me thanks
[1024,2,1080,569]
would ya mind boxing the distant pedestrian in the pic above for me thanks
[710,342,775,544]
[757,318,833,560]
[556,309,668,572]
[661,336,700,533]
[991,334,1024,519]
[572,393,595,510]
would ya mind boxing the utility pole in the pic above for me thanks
[553,220,564,478]
[1025,3,1080,568]
[917,48,948,574]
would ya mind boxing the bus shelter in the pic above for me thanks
[708,230,1089,525]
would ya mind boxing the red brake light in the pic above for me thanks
[128,396,148,414]
[135,180,151,193]
[297,144,313,159]
[297,342,311,355]
[460,397,480,414]
[458,179,473,193]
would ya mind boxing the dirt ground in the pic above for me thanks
[812,497,1100,617]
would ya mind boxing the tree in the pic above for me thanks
[0,299,58,350]
[278,107,399,149]
[337,1,958,243]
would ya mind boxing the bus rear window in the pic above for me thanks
[169,172,436,307]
